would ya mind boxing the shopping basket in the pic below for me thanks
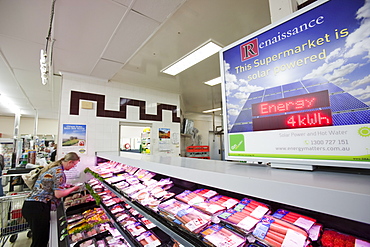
[0,193,32,246]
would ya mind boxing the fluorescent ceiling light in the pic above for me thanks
[161,40,222,76]
[203,107,222,113]
[204,77,221,86]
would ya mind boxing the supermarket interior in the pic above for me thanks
[1,0,370,247]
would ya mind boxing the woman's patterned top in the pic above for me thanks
[26,165,66,211]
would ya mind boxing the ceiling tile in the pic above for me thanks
[132,0,185,22]
[112,0,133,7]
[102,10,160,64]
[91,59,124,79]
[53,0,128,53]
[0,36,44,72]
[0,0,51,44]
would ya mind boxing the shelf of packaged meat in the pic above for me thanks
[97,152,370,226]
[89,155,370,247]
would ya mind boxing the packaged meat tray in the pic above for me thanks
[200,224,247,247]
[253,215,309,247]
[272,209,316,232]
[105,176,126,184]
[218,198,270,233]
[139,217,156,229]
[134,169,156,181]
[69,231,87,244]
[218,209,260,233]
[125,222,147,236]
[136,231,162,247]
[175,190,206,205]
[191,201,226,215]
[158,199,190,220]
[208,195,240,209]
[319,229,370,247]
[174,207,212,233]
[193,188,218,199]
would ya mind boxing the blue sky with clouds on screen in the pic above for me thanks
[222,0,370,129]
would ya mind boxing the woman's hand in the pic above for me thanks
[54,186,80,198]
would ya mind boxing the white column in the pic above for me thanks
[268,0,298,23]
[13,112,22,167]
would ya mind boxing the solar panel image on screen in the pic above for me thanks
[283,88,307,98]
[265,86,282,95]
[229,79,370,133]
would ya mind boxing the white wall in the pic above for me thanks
[0,116,58,138]
[182,112,222,156]
[58,73,181,182]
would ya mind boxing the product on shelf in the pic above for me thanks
[67,214,84,223]
[193,188,218,199]
[105,197,125,207]
[272,209,316,231]
[105,176,127,184]
[69,231,86,244]
[192,201,227,215]
[218,209,260,233]
[136,230,161,247]
[320,229,370,247]
[64,191,95,209]
[125,222,147,236]
[175,190,206,205]
[115,212,131,222]
[200,224,247,247]
[208,195,240,209]
[308,223,323,242]
[158,198,191,220]
[139,217,156,229]
[121,183,146,195]
[125,165,140,175]
[174,207,212,233]
[105,235,130,247]
[119,216,138,228]
[110,204,125,214]
[135,168,156,181]
[67,208,110,235]
[114,180,130,190]
[87,158,370,247]
[218,198,271,233]
[253,215,309,247]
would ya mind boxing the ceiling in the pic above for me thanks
[0,0,286,120]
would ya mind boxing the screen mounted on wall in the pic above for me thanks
[220,0,370,168]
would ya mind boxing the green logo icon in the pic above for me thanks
[229,134,245,151]
[358,127,370,137]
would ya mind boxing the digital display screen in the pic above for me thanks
[252,109,333,131]
[252,90,331,117]
[220,0,370,166]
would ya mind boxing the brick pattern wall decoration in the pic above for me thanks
[70,91,180,123]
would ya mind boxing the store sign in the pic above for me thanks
[220,0,370,168]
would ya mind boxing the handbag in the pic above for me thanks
[22,166,44,189]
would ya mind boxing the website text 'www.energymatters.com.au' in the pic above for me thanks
[275,146,351,152]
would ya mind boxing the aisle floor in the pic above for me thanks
[2,231,32,247]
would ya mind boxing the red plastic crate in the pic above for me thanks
[11,209,23,219]
[186,146,210,153]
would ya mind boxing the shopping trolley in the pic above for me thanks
[0,193,32,246]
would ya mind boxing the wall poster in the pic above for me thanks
[61,124,87,155]
[220,0,370,168]
[159,128,171,151]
